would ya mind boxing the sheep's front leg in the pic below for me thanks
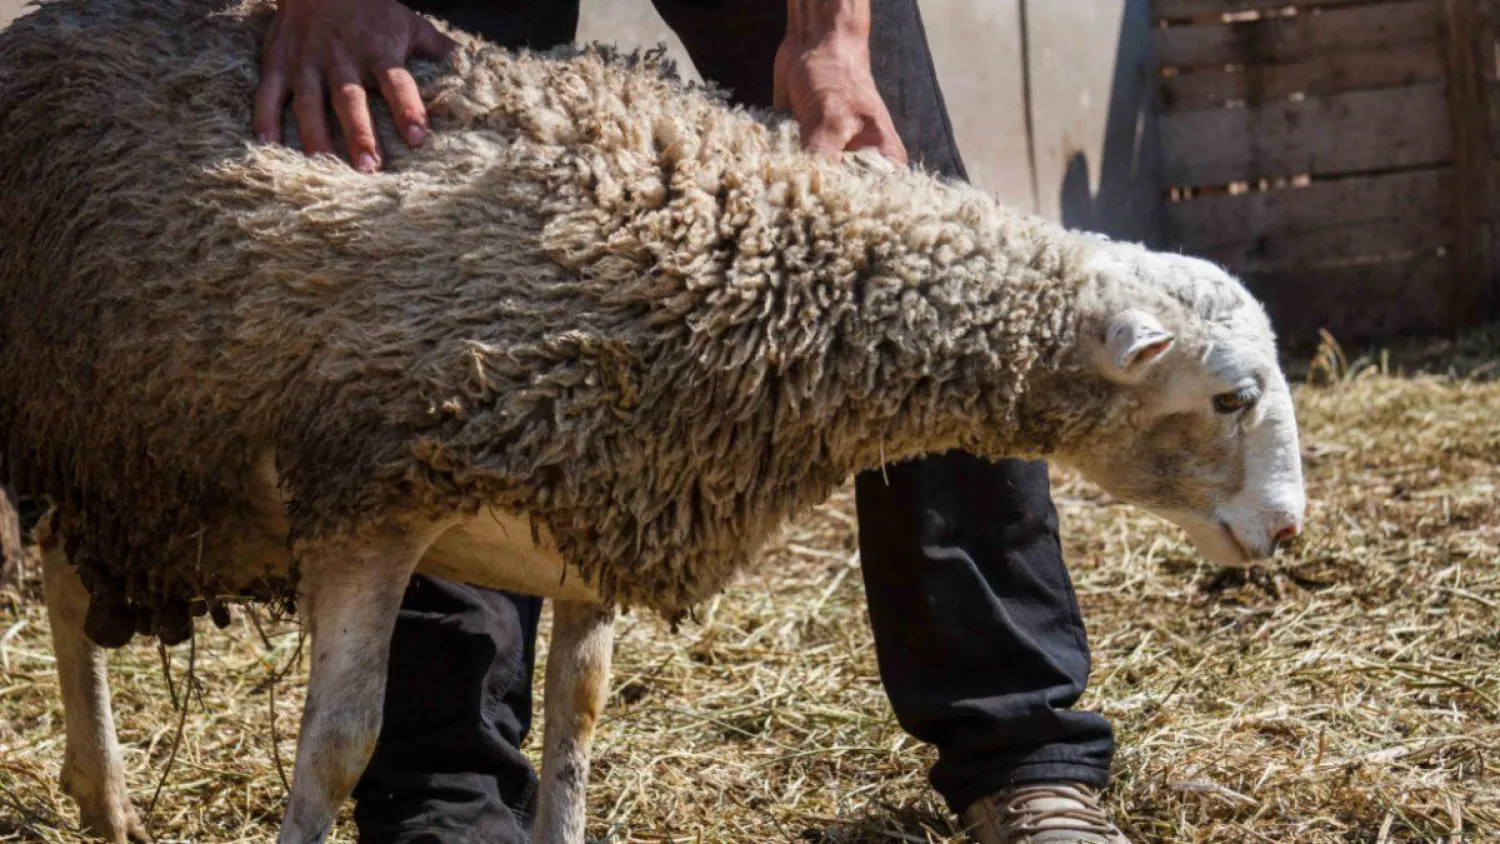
[533,600,615,844]
[276,524,438,844]
[40,531,150,843]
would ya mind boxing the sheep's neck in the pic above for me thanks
[759,169,1093,476]
[536,139,1098,484]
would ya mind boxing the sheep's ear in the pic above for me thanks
[1100,310,1175,381]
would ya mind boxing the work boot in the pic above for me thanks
[960,782,1130,844]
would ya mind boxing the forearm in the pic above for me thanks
[786,0,871,47]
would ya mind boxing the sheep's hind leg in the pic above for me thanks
[275,523,440,844]
[533,600,615,844]
[40,530,150,844]
[0,483,22,589]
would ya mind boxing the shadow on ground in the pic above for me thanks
[798,803,961,843]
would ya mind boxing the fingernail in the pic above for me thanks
[356,153,379,173]
[405,124,426,147]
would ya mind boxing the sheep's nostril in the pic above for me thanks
[1273,523,1301,549]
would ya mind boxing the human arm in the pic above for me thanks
[774,0,907,164]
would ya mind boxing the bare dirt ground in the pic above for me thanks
[1,329,1496,843]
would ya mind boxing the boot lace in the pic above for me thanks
[1000,783,1119,838]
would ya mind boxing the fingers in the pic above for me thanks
[255,33,290,144]
[328,64,380,172]
[257,3,445,165]
[399,16,452,148]
[410,15,455,59]
[293,68,335,158]
[255,68,290,145]
[772,79,790,113]
[804,103,909,166]
[771,48,792,112]
[848,117,908,165]
[802,126,852,160]
[872,110,908,164]
[881,136,909,165]
[800,108,859,160]
[375,63,428,148]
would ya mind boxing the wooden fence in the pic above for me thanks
[1152,0,1498,341]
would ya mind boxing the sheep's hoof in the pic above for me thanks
[63,763,151,844]
[78,803,151,844]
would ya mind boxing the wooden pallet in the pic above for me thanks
[1152,0,1497,340]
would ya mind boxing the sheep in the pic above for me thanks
[0,0,1307,841]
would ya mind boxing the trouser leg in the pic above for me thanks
[354,577,544,844]
[860,1,1115,813]
[648,0,784,108]
[855,457,1113,813]
[351,4,577,843]
[653,0,1115,815]
[401,0,578,48]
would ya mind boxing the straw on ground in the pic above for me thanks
[1,328,1496,843]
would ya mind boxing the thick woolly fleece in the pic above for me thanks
[0,0,1134,643]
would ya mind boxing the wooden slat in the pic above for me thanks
[1154,1,1440,69]
[1492,80,1500,157]
[1483,0,1500,320]
[1159,82,1451,186]
[1192,216,1450,273]
[1491,218,1500,315]
[1440,0,1495,328]
[1159,46,1444,111]
[1165,169,1451,249]
[1248,253,1452,339]
[1154,0,1369,18]
[1491,80,1500,157]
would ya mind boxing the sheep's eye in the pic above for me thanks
[1213,388,1258,415]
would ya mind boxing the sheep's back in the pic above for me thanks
[0,0,538,639]
[0,0,936,639]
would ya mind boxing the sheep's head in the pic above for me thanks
[1059,247,1305,566]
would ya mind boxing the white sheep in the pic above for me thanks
[0,0,1306,841]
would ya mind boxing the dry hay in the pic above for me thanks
[1,327,1496,843]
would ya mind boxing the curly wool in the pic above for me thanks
[0,0,1108,637]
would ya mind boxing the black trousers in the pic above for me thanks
[353,3,1114,841]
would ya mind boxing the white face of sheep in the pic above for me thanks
[1065,254,1306,566]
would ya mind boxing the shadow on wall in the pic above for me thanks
[1055,0,1163,247]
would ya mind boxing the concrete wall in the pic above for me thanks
[0,0,28,28]
[0,0,1162,242]
[912,0,1032,209]
[1028,0,1163,245]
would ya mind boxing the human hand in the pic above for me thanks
[255,0,454,172]
[773,0,906,165]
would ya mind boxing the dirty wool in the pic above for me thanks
[0,0,1117,642]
